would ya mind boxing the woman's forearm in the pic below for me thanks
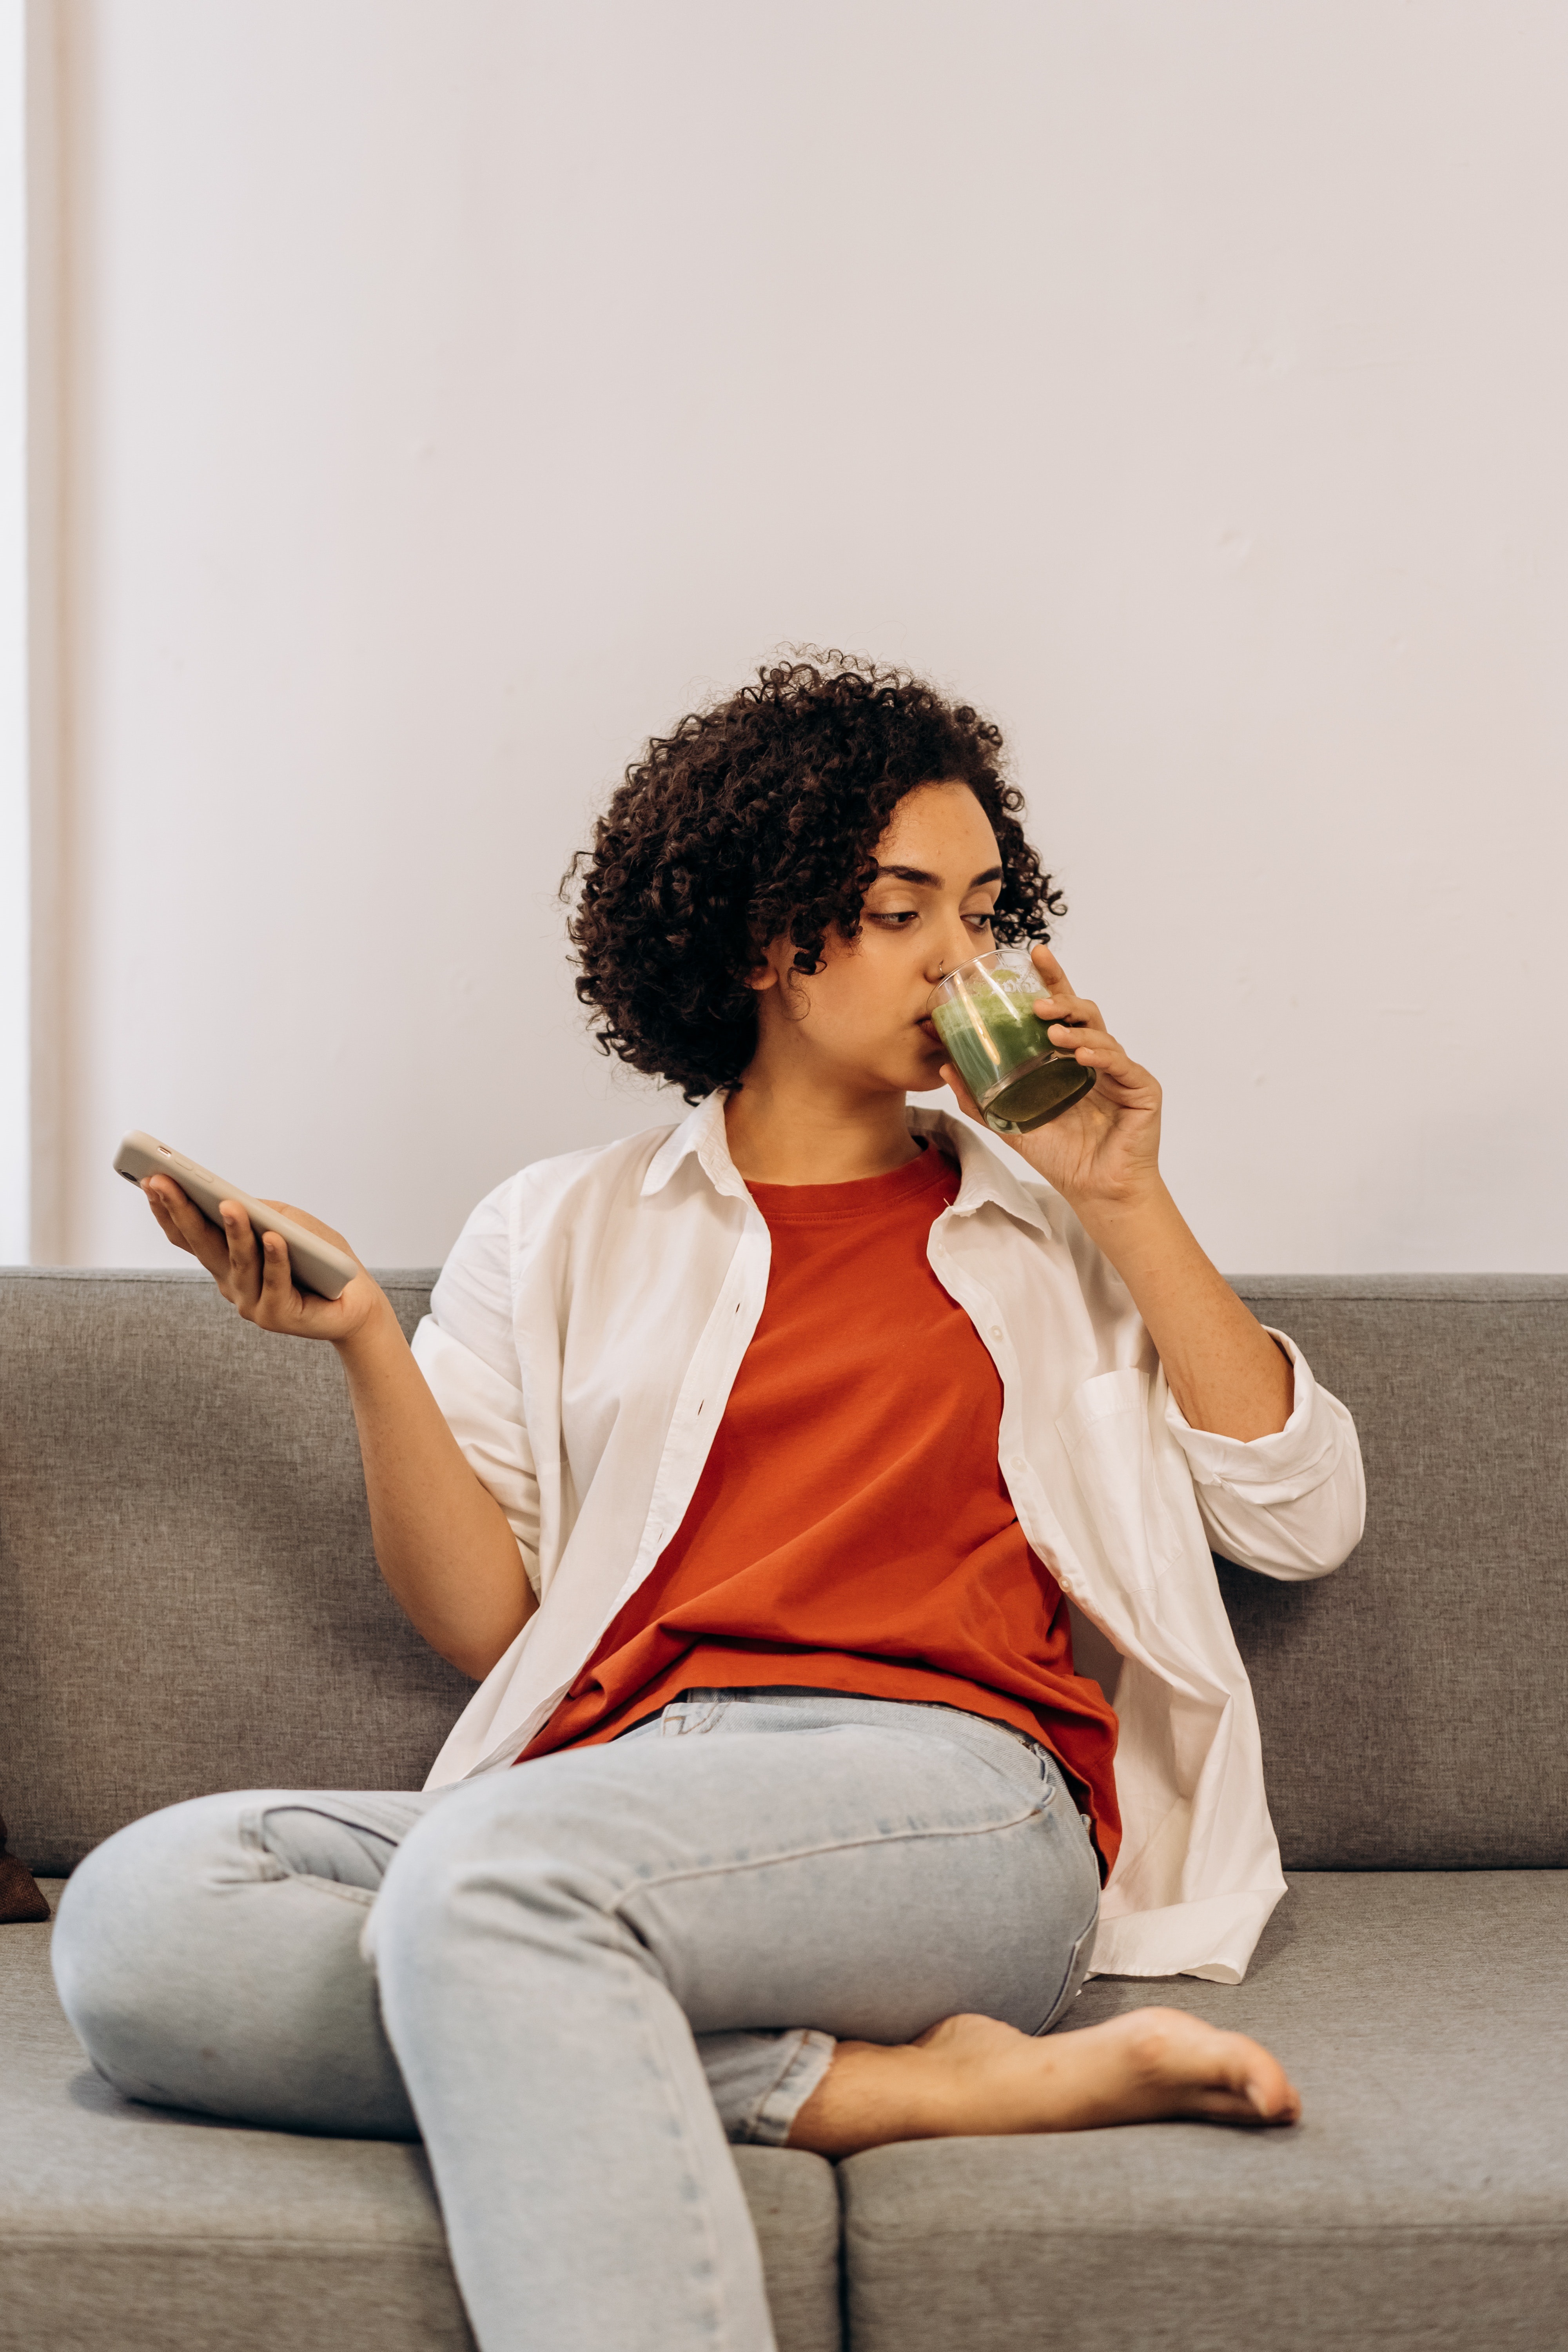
[1070,1178,1294,1441]
[335,1296,537,1678]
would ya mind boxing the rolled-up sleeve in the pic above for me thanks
[411,1317,542,1593]
[1164,1330,1366,1581]
[408,1179,542,1593]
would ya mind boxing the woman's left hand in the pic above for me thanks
[940,943,1163,1210]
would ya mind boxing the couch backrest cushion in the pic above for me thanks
[0,1270,469,1872]
[2,1270,1564,1873]
[1225,1276,1566,1869]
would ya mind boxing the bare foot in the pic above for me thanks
[787,2009,1301,2157]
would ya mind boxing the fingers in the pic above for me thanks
[1029,947,1103,1042]
[140,1178,193,1255]
[215,1200,267,1312]
[1035,986,1104,1033]
[217,1204,327,1333]
[142,1178,230,1278]
[939,1060,983,1122]
[1030,942,1067,991]
[144,1175,363,1342]
[258,1198,359,1261]
[1029,943,1098,1012]
[1045,1020,1127,1071]
[1031,998,1118,1062]
[144,1180,281,1315]
[256,1227,303,1322]
[226,1211,316,1330]
[1023,956,1160,1107]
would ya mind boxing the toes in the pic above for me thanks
[1217,2038,1300,2126]
[1183,2086,1269,2123]
[1121,2010,1301,2128]
[1183,2079,1299,2127]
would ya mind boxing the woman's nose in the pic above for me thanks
[926,919,973,982]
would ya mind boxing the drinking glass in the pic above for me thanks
[928,946,1097,1135]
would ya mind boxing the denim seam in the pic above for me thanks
[245,1806,383,1910]
[288,1877,377,1911]
[611,1800,1049,1908]
[772,1715,1060,1814]
[234,1807,286,1885]
[617,1965,739,2347]
[660,1698,731,1739]
[1032,1899,1101,2035]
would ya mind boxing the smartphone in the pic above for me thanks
[113,1131,359,1301]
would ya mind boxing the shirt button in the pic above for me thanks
[1011,1456,1026,1472]
[989,1325,1002,1339]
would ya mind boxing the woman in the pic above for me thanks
[54,655,1364,2352]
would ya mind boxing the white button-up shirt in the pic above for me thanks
[410,1094,1365,1984]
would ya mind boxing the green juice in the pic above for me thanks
[932,987,1097,1134]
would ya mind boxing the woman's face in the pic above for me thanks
[748,782,1005,1098]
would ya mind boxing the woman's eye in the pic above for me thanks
[965,910,996,931]
[869,910,919,928]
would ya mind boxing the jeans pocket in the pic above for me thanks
[1034,1907,1099,2036]
[659,1694,733,1738]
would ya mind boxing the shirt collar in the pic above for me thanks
[642,1092,1052,1237]
[906,1105,1052,1238]
[640,1093,752,1203]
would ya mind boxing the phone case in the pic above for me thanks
[113,1132,359,1301]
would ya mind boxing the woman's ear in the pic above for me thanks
[745,936,785,994]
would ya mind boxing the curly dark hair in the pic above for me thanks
[563,650,1065,1101]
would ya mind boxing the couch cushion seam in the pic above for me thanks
[844,2218,1568,2245]
[0,2231,452,2255]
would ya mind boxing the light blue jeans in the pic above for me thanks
[52,1689,1100,2352]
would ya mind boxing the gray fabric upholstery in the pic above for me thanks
[0,1270,468,1872]
[1225,1276,1568,1867]
[842,1867,1568,2352]
[5,1269,1563,1876]
[2,1269,1566,2345]
[0,1885,843,2352]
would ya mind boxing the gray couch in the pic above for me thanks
[2,1267,1564,2352]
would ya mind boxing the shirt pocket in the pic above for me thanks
[1056,1367,1187,1598]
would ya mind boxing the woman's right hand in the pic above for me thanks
[143,1174,534,1674]
[141,1177,388,1349]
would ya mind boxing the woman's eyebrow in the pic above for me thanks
[873,863,1004,888]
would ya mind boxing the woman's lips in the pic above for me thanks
[918,1018,940,1044]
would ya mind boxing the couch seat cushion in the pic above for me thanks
[1,1887,841,2352]
[841,1871,1568,2352]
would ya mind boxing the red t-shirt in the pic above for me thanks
[523,1143,1121,1873]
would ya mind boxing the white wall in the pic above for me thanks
[53,0,1568,1271]
[0,0,26,1261]
[0,0,61,1265]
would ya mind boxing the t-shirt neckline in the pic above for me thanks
[745,1139,956,1225]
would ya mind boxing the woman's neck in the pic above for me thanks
[722,1072,924,1187]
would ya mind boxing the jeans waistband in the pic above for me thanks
[660,1685,1060,1780]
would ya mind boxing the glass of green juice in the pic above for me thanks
[928,947,1097,1135]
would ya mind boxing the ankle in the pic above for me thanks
[787,2040,946,2157]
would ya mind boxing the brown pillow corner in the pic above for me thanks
[0,1811,52,1924]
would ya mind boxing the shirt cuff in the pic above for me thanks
[1163,1329,1343,1500]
